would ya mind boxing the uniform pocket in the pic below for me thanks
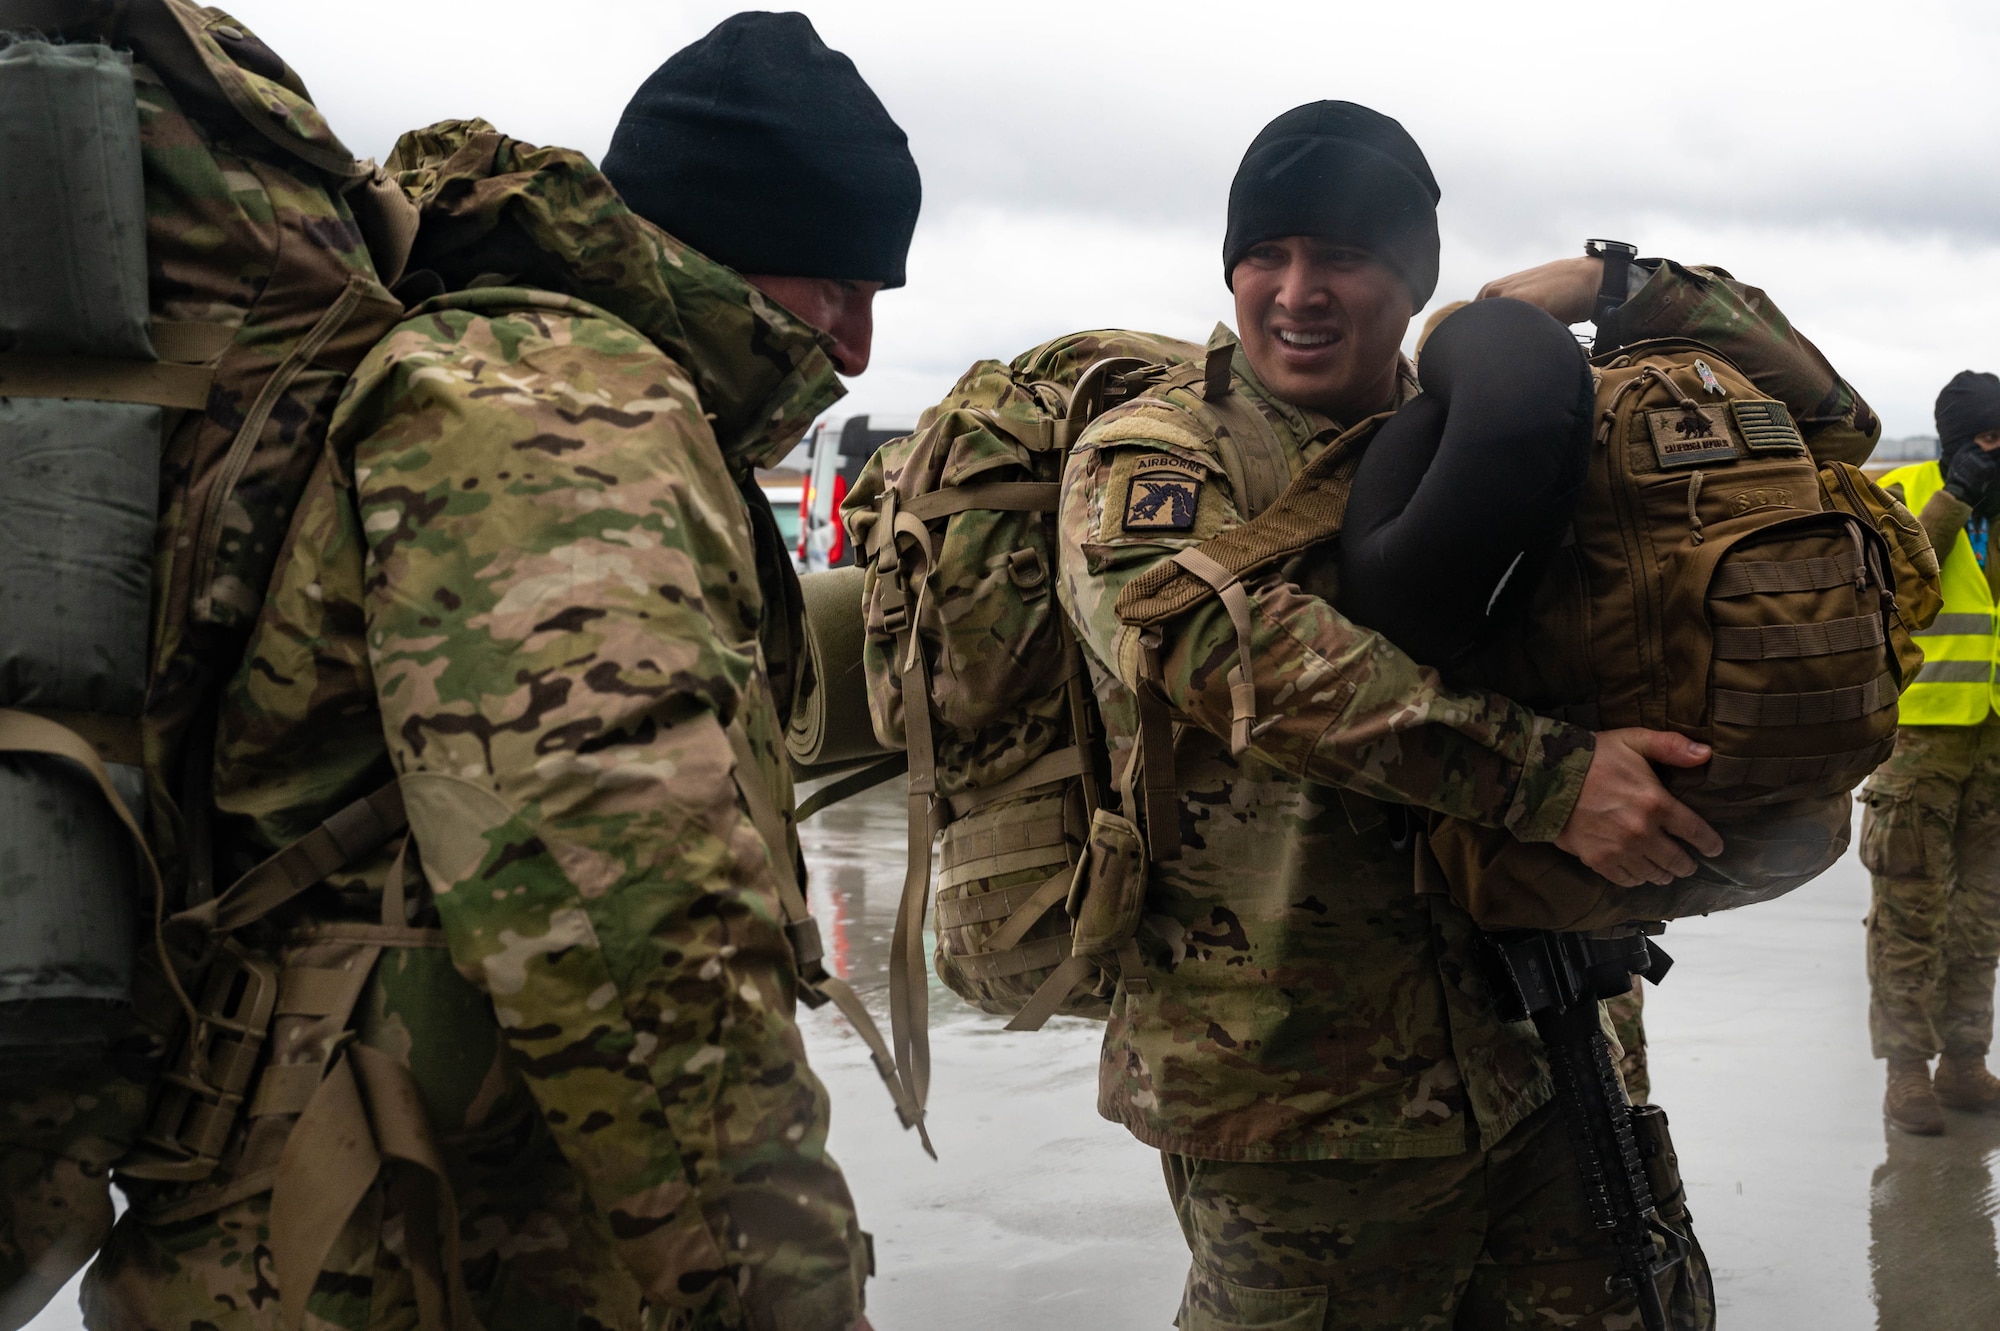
[1858,775,1927,877]
[1180,1276,1329,1331]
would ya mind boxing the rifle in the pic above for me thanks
[1480,928,1693,1331]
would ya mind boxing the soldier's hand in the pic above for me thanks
[1555,728,1724,887]
[1476,256,1603,326]
[850,1318,876,1331]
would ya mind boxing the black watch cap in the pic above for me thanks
[603,11,921,287]
[1223,100,1440,307]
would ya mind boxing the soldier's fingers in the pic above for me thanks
[1656,797,1723,859]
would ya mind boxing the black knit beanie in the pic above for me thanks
[602,12,920,287]
[1936,370,2000,466]
[1223,101,1440,307]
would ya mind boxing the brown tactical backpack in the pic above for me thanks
[1427,339,1940,929]
[846,330,1325,1123]
[0,3,413,1320]
[1112,337,1938,934]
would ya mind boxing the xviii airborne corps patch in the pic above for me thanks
[1123,456,1205,532]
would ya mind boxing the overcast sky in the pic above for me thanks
[228,0,2000,439]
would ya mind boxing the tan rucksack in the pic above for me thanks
[845,330,1324,1119]
[0,2,412,1319]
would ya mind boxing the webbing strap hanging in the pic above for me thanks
[1169,547,1260,756]
[179,782,408,934]
[0,708,194,1057]
[794,752,909,824]
[723,722,932,1156]
[271,1043,479,1331]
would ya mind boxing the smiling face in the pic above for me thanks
[1231,236,1416,419]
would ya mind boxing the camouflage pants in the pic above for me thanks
[1606,980,1649,1106]
[1862,719,2000,1062]
[81,1109,653,1331]
[1163,1102,1713,1331]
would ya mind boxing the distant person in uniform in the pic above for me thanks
[1867,370,2000,1135]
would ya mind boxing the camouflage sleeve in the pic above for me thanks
[1057,423,1592,841]
[337,297,865,1331]
[1600,259,1882,466]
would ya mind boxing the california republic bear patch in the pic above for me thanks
[1122,456,1206,531]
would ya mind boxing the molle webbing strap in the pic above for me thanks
[1169,548,1259,756]
[934,868,1066,931]
[1113,421,1375,628]
[1712,672,1898,727]
[935,799,1067,888]
[1704,737,1896,789]
[901,481,1061,522]
[979,869,1076,955]
[958,934,1073,983]
[941,744,1086,822]
[1711,613,1885,661]
[795,752,909,824]
[183,782,409,934]
[1709,551,1865,598]
[1003,948,1097,1032]
[723,721,930,1155]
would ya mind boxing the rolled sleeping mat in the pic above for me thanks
[0,39,154,357]
[787,565,896,775]
[0,43,157,1054]
[1335,297,1592,664]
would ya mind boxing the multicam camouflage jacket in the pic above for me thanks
[100,122,868,1331]
[1055,259,1882,1164]
[1057,323,1593,1161]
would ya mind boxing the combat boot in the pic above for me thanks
[1884,1059,1944,1135]
[1934,1056,2000,1112]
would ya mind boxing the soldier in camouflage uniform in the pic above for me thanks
[84,15,918,1331]
[1055,101,1871,1329]
[1865,370,2000,1135]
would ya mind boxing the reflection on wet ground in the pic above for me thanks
[21,784,2000,1330]
[799,780,2000,1330]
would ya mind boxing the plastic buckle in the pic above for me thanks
[137,942,279,1173]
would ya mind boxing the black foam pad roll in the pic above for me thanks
[1336,297,1592,664]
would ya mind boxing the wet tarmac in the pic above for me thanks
[23,781,2000,1330]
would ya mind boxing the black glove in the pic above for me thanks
[1945,445,2000,508]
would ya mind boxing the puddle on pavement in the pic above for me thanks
[20,780,2000,1331]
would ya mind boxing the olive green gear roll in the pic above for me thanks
[0,40,153,358]
[787,565,894,773]
[0,43,156,1059]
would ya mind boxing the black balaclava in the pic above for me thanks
[1223,100,1440,307]
[602,11,920,286]
[1937,370,2000,467]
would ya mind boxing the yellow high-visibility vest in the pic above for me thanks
[1884,460,2000,725]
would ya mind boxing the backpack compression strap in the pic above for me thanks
[723,720,933,1157]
